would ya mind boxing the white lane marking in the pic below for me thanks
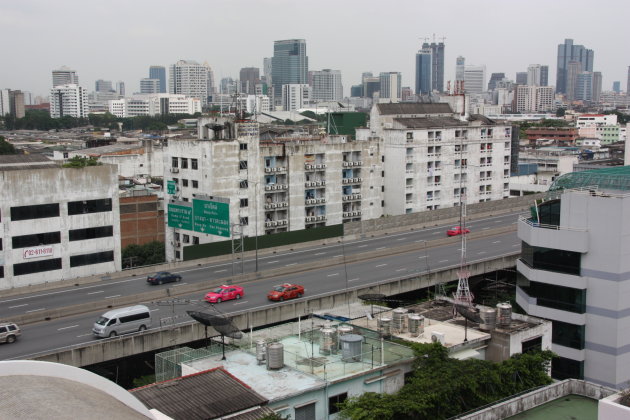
[348,278,360,282]
[215,269,227,273]
[233,301,249,305]
[432,231,441,235]
[105,295,121,299]
[492,240,501,244]
[267,260,280,264]
[26,308,45,313]
[375,263,387,268]
[333,255,343,258]
[478,251,487,255]
[495,220,502,223]
[76,333,92,338]
[376,247,386,250]
[285,263,297,266]
[150,309,160,312]
[482,227,489,230]
[512,244,520,247]
[415,240,426,243]
[87,290,104,295]
[438,260,448,263]
[358,245,368,248]
[172,283,188,287]
[396,268,407,272]
[58,325,79,331]
[396,237,407,241]
[418,256,427,259]
[328,273,340,277]
[9,304,28,309]
[315,252,326,256]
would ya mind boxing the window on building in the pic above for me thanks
[11,203,60,221]
[193,236,199,245]
[12,231,61,248]
[535,199,560,226]
[239,160,248,170]
[171,157,178,167]
[551,320,585,350]
[240,180,248,189]
[239,143,248,150]
[70,251,114,267]
[0,265,3,278]
[240,217,249,225]
[240,198,248,208]
[183,234,190,243]
[552,357,584,380]
[521,242,581,276]
[67,199,112,215]
[406,132,413,140]
[182,179,189,187]
[69,226,113,241]
[191,159,198,170]
[329,393,348,415]
[181,158,188,169]
[295,402,316,420]
[521,336,542,354]
[13,258,62,276]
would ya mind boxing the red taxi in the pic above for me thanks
[205,285,244,303]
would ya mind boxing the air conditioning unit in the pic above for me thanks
[431,331,445,345]
[271,203,277,208]
[321,164,327,169]
[272,221,278,226]
[265,167,272,173]
[265,185,272,191]
[358,161,363,166]
[176,242,181,247]
[170,168,179,173]
[343,162,349,167]
[306,164,312,170]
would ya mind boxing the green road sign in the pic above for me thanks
[167,180,176,195]
[167,203,193,230]
[193,198,230,237]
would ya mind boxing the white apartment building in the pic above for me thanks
[576,114,618,128]
[513,85,555,113]
[379,72,402,101]
[169,60,209,105]
[49,84,89,118]
[140,78,161,94]
[164,117,382,261]
[52,66,79,87]
[0,155,121,289]
[246,95,271,114]
[359,103,511,216]
[464,65,487,94]
[310,69,343,102]
[108,94,201,118]
[516,177,630,388]
[281,84,311,111]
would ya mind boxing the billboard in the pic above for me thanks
[167,198,230,238]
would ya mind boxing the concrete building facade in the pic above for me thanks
[169,60,208,105]
[49,84,89,119]
[311,69,343,102]
[272,39,308,106]
[52,66,79,88]
[464,66,487,94]
[281,84,311,111]
[379,72,402,100]
[108,94,201,118]
[513,85,555,113]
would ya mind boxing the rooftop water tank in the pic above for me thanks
[496,302,512,327]
[407,314,424,336]
[392,308,408,332]
[266,342,284,370]
[340,334,363,363]
[256,339,266,365]
[319,326,337,355]
[377,317,392,338]
[479,308,497,331]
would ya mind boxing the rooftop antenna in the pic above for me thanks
[187,310,243,360]
[453,134,474,308]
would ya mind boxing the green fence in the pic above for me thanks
[183,224,344,261]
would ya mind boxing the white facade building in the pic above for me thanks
[0,155,121,290]
[281,84,311,111]
[49,84,89,118]
[527,64,542,86]
[140,78,161,94]
[0,89,10,116]
[464,65,487,94]
[513,85,555,113]
[576,114,618,127]
[379,72,402,101]
[108,94,201,118]
[310,69,343,102]
[245,95,271,114]
[52,66,79,87]
[169,60,209,105]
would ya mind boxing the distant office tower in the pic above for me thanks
[169,60,208,105]
[556,38,594,94]
[575,72,593,102]
[487,73,505,91]
[50,84,88,118]
[311,69,343,102]
[220,77,237,95]
[0,90,26,118]
[515,72,528,85]
[464,65,486,94]
[512,85,555,112]
[363,77,380,98]
[379,72,402,100]
[272,39,308,105]
[240,67,260,95]
[263,57,273,86]
[350,85,363,97]
[401,86,413,102]
[527,65,543,86]
[281,84,310,111]
[566,61,582,101]
[140,78,161,94]
[362,72,373,82]
[95,80,113,92]
[540,65,549,86]
[117,81,125,97]
[613,81,621,93]
[627,66,630,95]
[422,40,445,92]
[455,57,465,82]
[415,48,432,95]
[149,66,167,93]
[205,62,215,96]
[52,66,79,87]
[592,72,602,103]
[0,89,9,116]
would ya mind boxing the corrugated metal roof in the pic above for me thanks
[0,154,58,171]
[131,368,269,420]
[376,103,453,115]
[393,117,468,128]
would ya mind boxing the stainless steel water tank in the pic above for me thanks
[479,308,497,331]
[392,307,408,332]
[319,326,337,355]
[378,317,392,337]
[255,339,266,364]
[408,314,424,336]
[496,302,512,327]
[266,342,284,370]
[340,334,363,363]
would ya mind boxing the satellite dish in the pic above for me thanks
[454,304,482,324]
[187,310,243,360]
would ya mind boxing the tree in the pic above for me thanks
[122,241,165,267]
[62,156,101,168]
[0,136,17,154]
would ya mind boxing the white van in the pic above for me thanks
[92,305,152,338]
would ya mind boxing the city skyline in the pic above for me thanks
[1,0,629,98]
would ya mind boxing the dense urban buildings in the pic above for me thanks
[239,67,260,95]
[271,39,308,106]
[556,38,594,94]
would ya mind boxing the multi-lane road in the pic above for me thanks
[0,212,522,360]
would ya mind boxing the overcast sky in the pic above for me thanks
[2,0,629,98]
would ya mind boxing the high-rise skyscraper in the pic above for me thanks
[205,62,215,96]
[263,58,273,86]
[415,48,432,95]
[149,66,167,93]
[487,73,505,91]
[464,65,486,94]
[52,66,79,87]
[527,65,543,86]
[556,39,594,94]
[379,72,402,100]
[50,84,88,118]
[169,60,208,105]
[540,65,549,87]
[566,61,582,101]
[239,67,260,95]
[627,66,630,96]
[592,72,602,103]
[311,69,343,102]
[140,78,161,94]
[515,72,528,85]
[363,77,380,98]
[613,81,621,93]
[455,56,465,92]
[95,80,113,92]
[422,40,445,92]
[271,39,308,105]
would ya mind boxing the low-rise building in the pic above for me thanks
[108,94,201,118]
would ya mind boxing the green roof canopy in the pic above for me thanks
[549,166,630,192]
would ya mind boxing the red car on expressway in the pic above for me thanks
[447,226,471,236]
[205,285,244,303]
[267,283,305,302]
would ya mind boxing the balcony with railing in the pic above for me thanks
[518,215,588,253]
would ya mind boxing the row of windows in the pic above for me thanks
[172,157,198,170]
[10,226,112,248]
[519,275,586,314]
[10,199,112,221]
[521,242,581,276]
[171,178,199,188]
[552,320,585,350]
[11,251,114,276]
[69,226,113,241]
